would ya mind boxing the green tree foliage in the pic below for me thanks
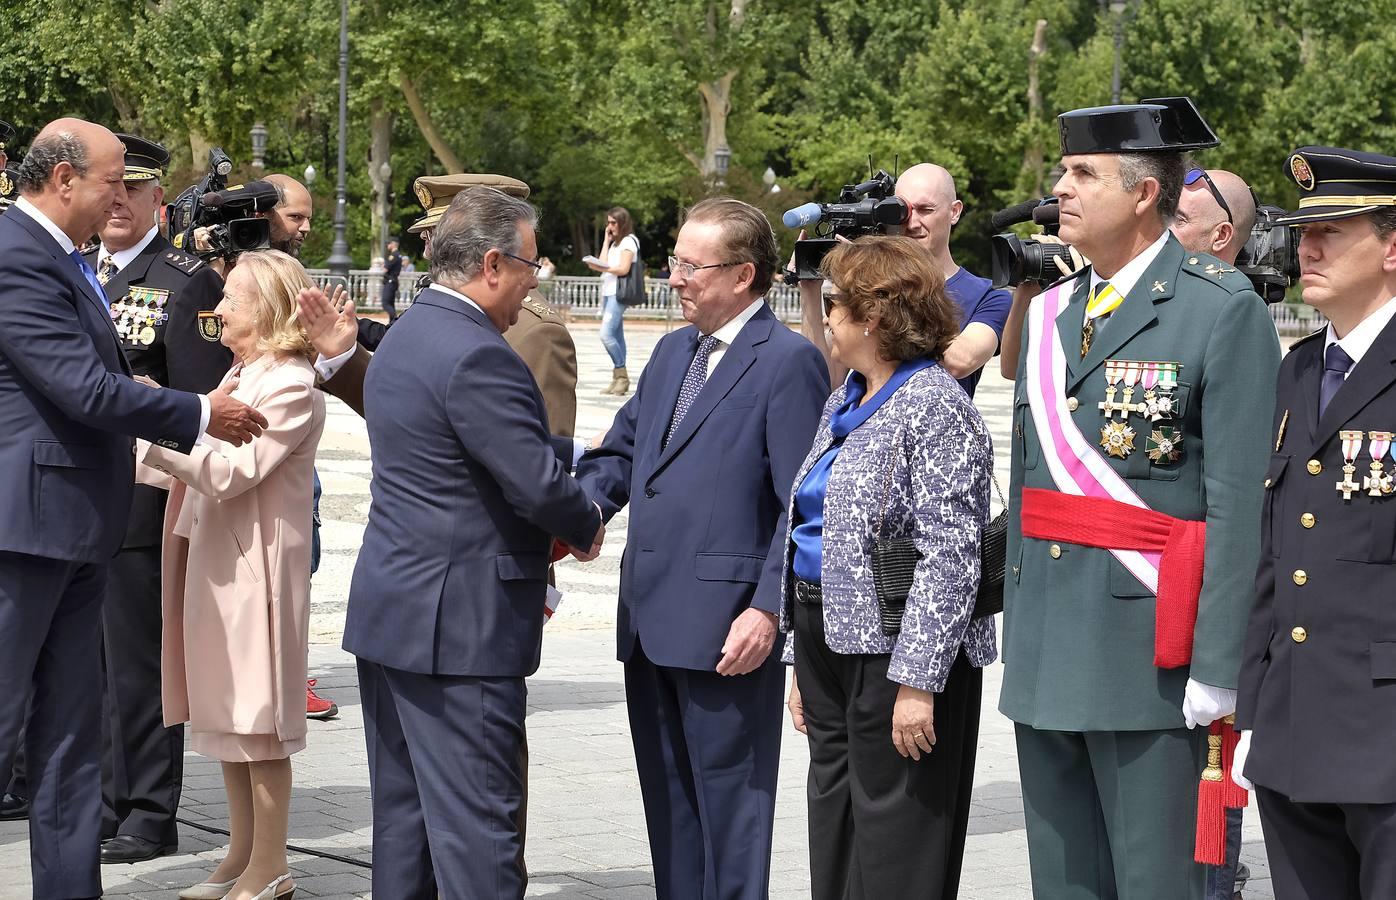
[3,0,1394,269]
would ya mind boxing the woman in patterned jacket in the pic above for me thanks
[781,235,995,900]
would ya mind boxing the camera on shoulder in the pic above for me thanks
[782,166,908,280]
[166,148,277,261]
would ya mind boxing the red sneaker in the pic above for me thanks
[306,679,339,720]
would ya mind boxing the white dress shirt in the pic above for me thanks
[1088,228,1172,303]
[98,226,159,275]
[703,298,767,378]
[14,198,210,435]
[1325,294,1396,378]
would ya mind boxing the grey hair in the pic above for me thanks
[16,130,90,193]
[430,187,537,285]
[1118,151,1185,222]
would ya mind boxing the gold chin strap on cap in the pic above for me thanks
[1297,194,1396,208]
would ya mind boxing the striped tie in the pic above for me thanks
[1081,281,1123,358]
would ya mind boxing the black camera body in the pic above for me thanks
[167,148,275,261]
[989,198,1078,288]
[1236,205,1300,304]
[783,170,909,280]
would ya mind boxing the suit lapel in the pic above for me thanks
[1056,275,1091,385]
[650,329,698,458]
[1310,314,1396,451]
[651,309,772,473]
[1295,339,1324,442]
[1066,238,1180,395]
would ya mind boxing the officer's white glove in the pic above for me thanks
[1231,730,1254,792]
[1182,678,1237,729]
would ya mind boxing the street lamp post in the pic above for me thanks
[250,123,267,170]
[379,160,392,254]
[713,143,732,190]
[326,0,352,278]
[1110,0,1128,105]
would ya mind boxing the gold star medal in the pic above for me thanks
[1100,421,1136,458]
[1146,427,1183,463]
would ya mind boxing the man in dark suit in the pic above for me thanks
[381,237,403,322]
[81,134,233,865]
[0,118,266,900]
[576,197,829,900]
[342,186,603,900]
[1235,147,1396,900]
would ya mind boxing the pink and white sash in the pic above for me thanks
[1024,280,1162,593]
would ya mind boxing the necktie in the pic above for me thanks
[664,334,721,449]
[69,250,109,308]
[1319,343,1354,419]
[1081,281,1123,358]
[96,256,117,286]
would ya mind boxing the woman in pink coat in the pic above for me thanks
[138,249,325,900]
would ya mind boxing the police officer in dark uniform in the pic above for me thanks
[381,237,403,322]
[1235,147,1396,900]
[84,134,233,864]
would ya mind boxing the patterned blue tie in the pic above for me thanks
[69,249,109,309]
[1319,343,1354,419]
[664,334,721,449]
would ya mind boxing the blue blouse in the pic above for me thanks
[790,357,939,582]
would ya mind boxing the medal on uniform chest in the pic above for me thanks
[1145,362,1180,421]
[1120,361,1142,415]
[138,325,156,346]
[1099,360,1124,418]
[1337,430,1364,500]
[1100,420,1136,458]
[1146,426,1183,463]
[1365,431,1393,496]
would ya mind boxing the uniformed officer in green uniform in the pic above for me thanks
[1234,147,1396,900]
[83,133,234,865]
[1001,98,1281,899]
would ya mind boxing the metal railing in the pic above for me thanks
[306,269,1322,334]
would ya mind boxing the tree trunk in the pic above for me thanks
[697,72,736,178]
[368,99,392,255]
[189,132,214,172]
[568,214,588,262]
[1019,19,1049,198]
[399,72,464,173]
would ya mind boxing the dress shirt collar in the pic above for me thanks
[99,226,159,274]
[14,196,77,255]
[705,298,766,346]
[1089,229,1171,300]
[429,284,487,318]
[1325,295,1396,371]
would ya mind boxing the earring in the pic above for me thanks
[863,328,870,337]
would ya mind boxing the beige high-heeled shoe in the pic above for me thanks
[178,879,236,900]
[245,872,296,900]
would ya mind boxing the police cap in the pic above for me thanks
[1276,146,1396,225]
[115,133,170,183]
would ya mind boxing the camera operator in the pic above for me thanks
[1000,98,1280,900]
[797,163,1010,397]
[82,134,235,865]
[262,173,312,258]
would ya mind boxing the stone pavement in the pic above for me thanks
[0,320,1276,899]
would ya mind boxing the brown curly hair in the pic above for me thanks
[820,235,960,362]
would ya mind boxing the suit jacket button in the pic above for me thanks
[1067,397,1079,411]
[644,488,656,498]
[1300,513,1316,529]
[1049,544,1062,559]
[1291,626,1307,643]
[1292,569,1308,586]
[1307,459,1323,475]
[1263,478,1272,488]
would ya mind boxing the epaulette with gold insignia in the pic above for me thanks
[161,248,206,276]
[522,296,558,319]
[1181,253,1251,293]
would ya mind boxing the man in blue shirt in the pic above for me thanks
[798,162,1010,396]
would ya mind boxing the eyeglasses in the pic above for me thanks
[821,291,845,318]
[1184,168,1233,224]
[499,250,543,271]
[667,256,740,280]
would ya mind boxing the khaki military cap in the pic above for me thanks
[408,173,531,235]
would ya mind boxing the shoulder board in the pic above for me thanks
[521,296,558,320]
[1180,254,1251,293]
[1290,325,1326,349]
[160,248,206,276]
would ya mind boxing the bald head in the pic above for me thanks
[895,163,963,266]
[15,117,127,243]
[263,173,312,257]
[1173,168,1255,264]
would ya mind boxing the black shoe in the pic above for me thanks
[0,792,28,821]
[100,833,177,864]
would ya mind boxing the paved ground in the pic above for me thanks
[0,321,1276,898]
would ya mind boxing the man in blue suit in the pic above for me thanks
[577,197,829,900]
[343,187,604,900]
[0,118,267,899]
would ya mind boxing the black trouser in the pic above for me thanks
[1257,785,1396,899]
[5,724,26,798]
[793,595,982,900]
[380,281,398,323]
[101,546,183,845]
